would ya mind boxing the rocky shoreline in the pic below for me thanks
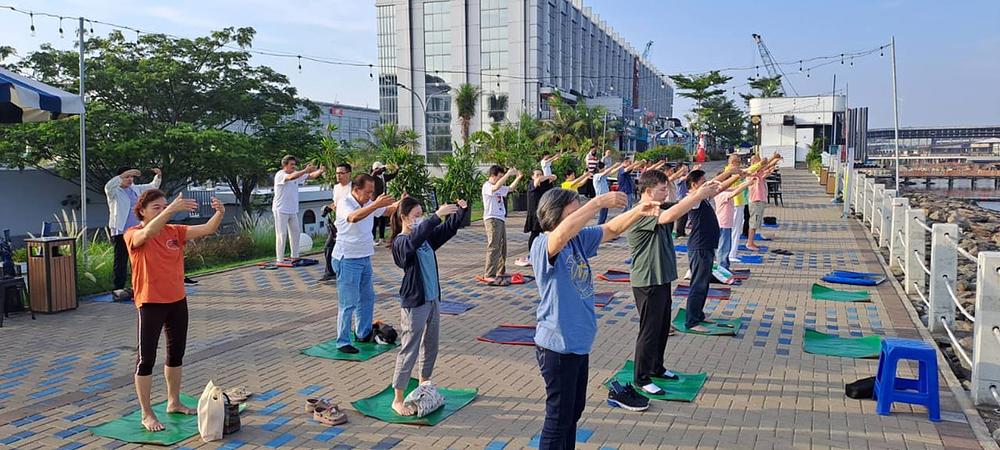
[883,191,1000,436]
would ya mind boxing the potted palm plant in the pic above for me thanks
[434,142,482,226]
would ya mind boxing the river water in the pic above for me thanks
[901,179,1000,212]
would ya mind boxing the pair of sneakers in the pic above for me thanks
[607,381,649,412]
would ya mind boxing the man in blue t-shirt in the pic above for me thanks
[530,188,659,448]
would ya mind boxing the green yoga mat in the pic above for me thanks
[603,360,707,402]
[672,309,742,336]
[351,378,477,426]
[302,336,398,362]
[811,283,871,302]
[803,328,882,359]
[90,393,246,445]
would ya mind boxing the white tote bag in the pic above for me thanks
[198,380,225,442]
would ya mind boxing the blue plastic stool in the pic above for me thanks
[874,337,940,421]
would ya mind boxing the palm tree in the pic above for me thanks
[454,83,482,143]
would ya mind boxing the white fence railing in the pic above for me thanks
[842,167,1000,408]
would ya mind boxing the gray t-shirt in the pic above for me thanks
[627,216,677,288]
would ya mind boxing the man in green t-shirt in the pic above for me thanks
[627,169,719,395]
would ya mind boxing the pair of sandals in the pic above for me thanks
[306,398,348,426]
[770,249,794,256]
[224,386,252,403]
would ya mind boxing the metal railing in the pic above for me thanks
[839,165,1000,409]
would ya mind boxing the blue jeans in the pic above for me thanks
[536,347,588,450]
[597,208,609,225]
[334,256,375,347]
[622,191,634,213]
[686,249,715,328]
[716,228,733,269]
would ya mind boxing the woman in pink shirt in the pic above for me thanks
[746,155,776,251]
[714,179,753,269]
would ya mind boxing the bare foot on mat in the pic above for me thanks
[141,413,165,432]
[391,400,416,416]
[166,403,197,415]
[689,325,711,333]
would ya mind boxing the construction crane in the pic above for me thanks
[751,33,797,96]
[642,41,653,59]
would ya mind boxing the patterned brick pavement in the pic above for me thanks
[0,166,988,449]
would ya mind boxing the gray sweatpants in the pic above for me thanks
[392,299,440,390]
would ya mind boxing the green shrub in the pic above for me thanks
[806,137,825,173]
[184,233,255,271]
[11,247,26,263]
[77,239,116,296]
[637,144,689,163]
[434,142,483,206]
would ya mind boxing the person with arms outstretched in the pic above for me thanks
[125,191,225,432]
[273,155,325,262]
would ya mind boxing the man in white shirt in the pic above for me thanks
[332,173,400,353]
[105,167,161,294]
[480,165,523,283]
[272,155,325,263]
[320,162,353,282]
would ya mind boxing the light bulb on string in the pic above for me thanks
[496,74,501,89]
[840,53,844,64]
[850,58,854,67]
[88,20,94,34]
[806,69,810,78]
[59,17,64,38]
[297,55,302,73]
[799,60,802,72]
[29,12,35,36]
[880,46,884,57]
[368,64,373,79]
[755,65,759,78]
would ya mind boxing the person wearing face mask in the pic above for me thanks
[388,197,467,415]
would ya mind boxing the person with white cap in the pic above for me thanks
[370,161,398,246]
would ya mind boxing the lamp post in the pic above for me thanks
[396,82,426,115]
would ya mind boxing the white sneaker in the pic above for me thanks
[374,239,383,247]
[513,257,531,267]
[640,383,665,395]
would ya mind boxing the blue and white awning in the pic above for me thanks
[0,67,84,123]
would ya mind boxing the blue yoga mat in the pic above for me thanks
[598,270,630,282]
[737,244,769,253]
[476,325,535,346]
[830,270,883,278]
[594,292,615,307]
[762,223,779,229]
[624,258,632,265]
[439,301,476,315]
[821,273,886,286]
[740,233,773,241]
[675,244,688,253]
[736,255,763,264]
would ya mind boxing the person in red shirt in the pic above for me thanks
[125,189,225,432]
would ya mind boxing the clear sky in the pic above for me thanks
[2,0,998,128]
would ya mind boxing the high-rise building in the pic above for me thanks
[376,0,673,162]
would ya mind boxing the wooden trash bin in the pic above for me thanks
[25,237,77,313]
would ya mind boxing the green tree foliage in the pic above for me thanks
[454,83,482,142]
[433,142,483,206]
[669,71,747,151]
[0,28,319,212]
[806,137,827,173]
[637,145,689,163]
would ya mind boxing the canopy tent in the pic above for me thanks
[0,67,84,123]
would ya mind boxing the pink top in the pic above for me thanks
[714,191,735,228]
[749,175,768,202]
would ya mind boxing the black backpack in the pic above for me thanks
[845,376,876,400]
[373,321,398,345]
[763,216,778,226]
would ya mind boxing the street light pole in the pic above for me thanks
[890,36,901,192]
[78,17,88,262]
[396,82,426,116]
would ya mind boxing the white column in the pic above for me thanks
[904,208,927,295]
[928,223,958,333]
[871,184,885,235]
[889,197,909,266]
[970,252,1000,405]
[879,189,896,248]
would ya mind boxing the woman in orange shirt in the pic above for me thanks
[125,189,225,432]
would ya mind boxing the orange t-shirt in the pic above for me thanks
[124,224,188,307]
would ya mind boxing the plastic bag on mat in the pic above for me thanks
[711,263,736,285]
[198,380,225,442]
[403,381,445,418]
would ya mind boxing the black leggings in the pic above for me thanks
[135,299,189,376]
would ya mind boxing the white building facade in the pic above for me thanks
[750,95,847,168]
[376,0,674,162]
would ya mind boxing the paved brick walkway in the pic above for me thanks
[0,166,987,449]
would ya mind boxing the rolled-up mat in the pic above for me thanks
[476,324,536,346]
[736,255,763,264]
[671,309,741,336]
[730,269,751,280]
[603,360,707,402]
[302,336,398,361]
[90,394,246,445]
[803,328,882,359]
[821,270,885,286]
[673,285,731,300]
[674,244,688,253]
[351,378,477,426]
[810,284,871,302]
[594,291,616,307]
[439,301,477,315]
[737,244,769,253]
[597,269,630,283]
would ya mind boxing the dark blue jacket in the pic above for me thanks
[391,207,465,308]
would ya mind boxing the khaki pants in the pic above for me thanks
[484,218,507,278]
